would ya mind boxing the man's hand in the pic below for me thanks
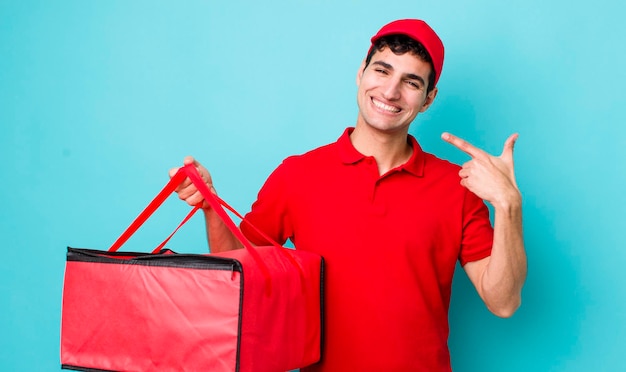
[441,132,521,209]
[170,157,242,252]
[169,156,216,209]
[443,132,526,317]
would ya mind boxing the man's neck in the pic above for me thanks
[349,125,413,176]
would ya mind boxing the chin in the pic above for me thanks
[368,123,409,134]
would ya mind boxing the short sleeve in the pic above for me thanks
[459,190,494,266]
[240,160,294,246]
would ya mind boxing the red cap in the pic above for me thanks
[370,19,445,86]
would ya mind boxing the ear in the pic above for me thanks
[356,59,366,86]
[419,87,438,113]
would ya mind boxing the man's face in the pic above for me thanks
[356,47,437,134]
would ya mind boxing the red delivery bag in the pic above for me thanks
[60,164,324,371]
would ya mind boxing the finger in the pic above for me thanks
[459,177,468,189]
[183,156,211,180]
[441,132,487,159]
[183,156,207,174]
[461,160,474,169]
[168,167,179,179]
[177,176,217,199]
[176,182,197,200]
[171,166,192,192]
[500,133,519,161]
[186,190,206,207]
[177,188,201,207]
[183,156,196,166]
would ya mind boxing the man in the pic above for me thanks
[172,19,526,371]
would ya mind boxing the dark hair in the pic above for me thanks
[364,34,436,93]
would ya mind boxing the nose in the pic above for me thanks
[381,78,401,101]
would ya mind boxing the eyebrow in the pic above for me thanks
[371,61,426,87]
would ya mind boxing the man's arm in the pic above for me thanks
[442,133,527,318]
[170,156,243,253]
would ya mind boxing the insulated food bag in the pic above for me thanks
[60,164,324,371]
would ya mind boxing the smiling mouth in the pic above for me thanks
[372,98,401,113]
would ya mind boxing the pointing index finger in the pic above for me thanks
[441,132,486,159]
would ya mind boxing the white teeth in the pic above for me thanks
[372,99,400,113]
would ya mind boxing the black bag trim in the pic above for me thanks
[235,259,244,372]
[66,247,243,272]
[318,257,326,364]
[61,364,114,371]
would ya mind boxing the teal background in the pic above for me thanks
[1,0,625,371]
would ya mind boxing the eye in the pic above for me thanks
[374,68,388,75]
[406,80,422,89]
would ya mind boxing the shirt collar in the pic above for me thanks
[337,127,425,177]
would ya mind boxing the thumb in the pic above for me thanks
[500,133,519,161]
[183,156,211,183]
[183,156,197,166]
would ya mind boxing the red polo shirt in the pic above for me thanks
[241,128,493,371]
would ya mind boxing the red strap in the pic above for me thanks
[107,164,302,296]
[205,179,307,292]
[221,196,306,285]
[151,205,202,254]
[181,164,274,295]
[108,169,188,252]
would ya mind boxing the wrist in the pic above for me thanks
[201,185,218,211]
[493,189,522,214]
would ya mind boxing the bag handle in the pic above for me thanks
[107,165,284,295]
[151,204,202,254]
[181,164,307,295]
[179,164,276,288]
[108,168,191,253]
